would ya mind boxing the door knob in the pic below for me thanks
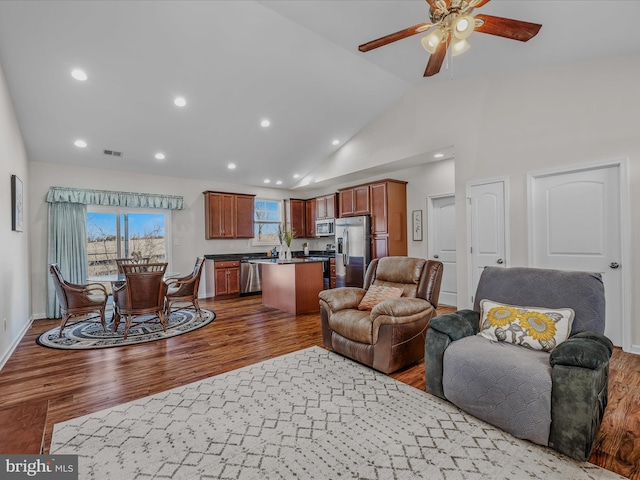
[433,254,439,259]
[496,259,504,264]
[610,262,620,269]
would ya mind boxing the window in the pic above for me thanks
[254,199,282,245]
[86,206,170,277]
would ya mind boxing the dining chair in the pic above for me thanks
[49,263,108,337]
[115,257,151,274]
[165,256,205,317]
[112,262,168,339]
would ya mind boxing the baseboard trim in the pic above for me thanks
[0,317,35,371]
[629,344,640,356]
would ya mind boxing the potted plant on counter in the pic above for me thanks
[278,224,296,261]
[284,228,295,261]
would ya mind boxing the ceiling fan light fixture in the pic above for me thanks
[421,27,444,54]
[452,38,471,56]
[453,15,475,39]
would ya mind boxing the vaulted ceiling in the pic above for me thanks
[1,1,639,190]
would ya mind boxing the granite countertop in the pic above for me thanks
[204,250,335,262]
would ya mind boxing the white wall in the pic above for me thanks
[399,159,455,259]
[308,53,640,348]
[0,62,30,367]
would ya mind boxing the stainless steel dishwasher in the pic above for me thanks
[240,260,262,295]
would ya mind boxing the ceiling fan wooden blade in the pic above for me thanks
[425,0,439,9]
[359,22,433,52]
[474,14,542,42]
[424,36,450,77]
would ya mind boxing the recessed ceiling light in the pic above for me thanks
[264,179,271,184]
[276,180,283,185]
[155,153,165,160]
[293,173,300,179]
[174,96,187,107]
[434,153,445,158]
[74,139,87,148]
[332,139,340,146]
[260,119,271,128]
[228,163,236,170]
[71,69,88,81]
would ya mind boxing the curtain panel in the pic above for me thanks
[47,202,89,318]
[46,187,184,210]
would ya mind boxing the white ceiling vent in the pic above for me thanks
[103,149,123,157]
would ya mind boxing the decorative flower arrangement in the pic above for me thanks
[283,227,295,247]
[278,224,296,247]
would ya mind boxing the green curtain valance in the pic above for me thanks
[46,187,184,210]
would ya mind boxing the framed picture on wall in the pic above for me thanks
[11,174,23,232]
[412,210,422,241]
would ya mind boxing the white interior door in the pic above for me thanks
[468,181,507,305]
[428,195,457,307]
[530,165,623,346]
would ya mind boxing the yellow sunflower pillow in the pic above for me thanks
[478,299,575,352]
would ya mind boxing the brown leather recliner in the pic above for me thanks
[319,257,443,374]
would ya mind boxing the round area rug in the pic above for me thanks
[37,309,216,350]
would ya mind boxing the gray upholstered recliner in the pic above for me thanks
[319,257,443,374]
[425,266,613,461]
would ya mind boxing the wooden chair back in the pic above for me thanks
[121,263,168,312]
[189,256,205,292]
[115,257,151,274]
[49,263,69,310]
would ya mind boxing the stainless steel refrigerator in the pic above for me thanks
[335,215,372,287]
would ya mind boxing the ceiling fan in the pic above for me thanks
[358,0,542,77]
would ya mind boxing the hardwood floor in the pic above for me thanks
[0,295,638,478]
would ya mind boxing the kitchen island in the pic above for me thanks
[251,258,324,314]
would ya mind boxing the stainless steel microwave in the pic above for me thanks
[315,219,335,237]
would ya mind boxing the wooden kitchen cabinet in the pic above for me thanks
[305,198,316,238]
[372,235,390,259]
[326,194,336,219]
[205,192,235,238]
[287,199,306,238]
[235,194,255,238]
[338,179,407,258]
[370,180,407,258]
[316,194,337,220]
[339,189,354,217]
[353,185,370,215]
[288,198,325,238]
[339,185,370,217]
[214,260,240,298]
[204,191,255,239]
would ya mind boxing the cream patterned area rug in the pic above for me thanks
[37,309,215,350]
[50,347,623,479]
